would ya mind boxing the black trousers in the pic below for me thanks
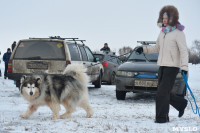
[4,64,8,77]
[156,66,187,121]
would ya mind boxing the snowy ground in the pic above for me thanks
[0,63,200,133]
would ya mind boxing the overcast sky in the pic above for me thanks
[0,0,200,54]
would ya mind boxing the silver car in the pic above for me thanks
[94,51,122,85]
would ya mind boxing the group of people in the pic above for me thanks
[2,41,16,79]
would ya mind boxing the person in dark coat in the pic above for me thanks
[11,41,16,51]
[100,43,110,52]
[3,48,12,79]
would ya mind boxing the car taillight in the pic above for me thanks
[8,59,12,73]
[102,62,108,67]
[66,60,71,65]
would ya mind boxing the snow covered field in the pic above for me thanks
[0,63,200,133]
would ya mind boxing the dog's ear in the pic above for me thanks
[20,75,27,84]
[36,77,42,84]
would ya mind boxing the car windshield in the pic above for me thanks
[14,41,66,60]
[127,51,158,62]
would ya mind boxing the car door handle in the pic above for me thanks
[83,63,86,64]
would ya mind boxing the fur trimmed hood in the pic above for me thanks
[157,5,179,27]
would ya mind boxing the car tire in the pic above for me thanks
[108,72,116,85]
[94,72,102,88]
[116,90,126,100]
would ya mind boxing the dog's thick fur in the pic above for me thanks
[157,5,179,27]
[19,64,93,120]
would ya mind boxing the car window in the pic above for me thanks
[79,46,88,61]
[117,58,123,65]
[68,44,81,61]
[85,47,94,62]
[94,54,104,61]
[110,56,118,64]
[14,41,66,60]
[127,51,158,62]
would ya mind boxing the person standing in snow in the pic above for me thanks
[3,48,12,79]
[11,41,16,51]
[135,5,188,123]
[100,43,111,52]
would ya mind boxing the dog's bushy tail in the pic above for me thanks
[63,64,90,85]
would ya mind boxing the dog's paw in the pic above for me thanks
[86,113,93,118]
[60,114,71,119]
[51,115,59,120]
[19,114,29,119]
[86,110,93,118]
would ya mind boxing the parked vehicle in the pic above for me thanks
[115,41,186,100]
[94,51,122,85]
[7,36,104,88]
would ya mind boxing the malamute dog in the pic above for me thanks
[19,64,93,120]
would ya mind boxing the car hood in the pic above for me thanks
[118,61,159,73]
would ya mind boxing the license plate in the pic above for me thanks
[27,62,48,69]
[134,80,158,87]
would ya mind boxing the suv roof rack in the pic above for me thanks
[29,36,79,40]
[137,41,156,45]
[29,36,86,45]
[67,39,86,45]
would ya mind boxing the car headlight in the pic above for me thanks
[116,71,134,77]
[176,73,182,78]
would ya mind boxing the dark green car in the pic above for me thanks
[115,49,186,100]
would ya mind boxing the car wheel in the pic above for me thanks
[116,90,126,100]
[108,72,116,85]
[94,72,102,88]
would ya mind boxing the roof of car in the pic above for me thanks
[137,41,156,45]
[19,36,86,46]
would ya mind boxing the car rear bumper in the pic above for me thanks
[115,76,185,95]
[7,73,23,81]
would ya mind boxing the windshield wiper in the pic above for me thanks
[148,59,157,62]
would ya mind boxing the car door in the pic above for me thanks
[110,56,119,72]
[79,46,91,76]
[84,47,100,81]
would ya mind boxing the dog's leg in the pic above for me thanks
[48,101,61,120]
[60,100,75,119]
[19,104,38,118]
[79,99,93,118]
